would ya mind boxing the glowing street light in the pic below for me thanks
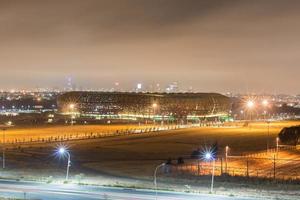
[266,121,271,152]
[2,128,6,169]
[6,121,13,126]
[262,99,268,107]
[69,104,76,125]
[57,147,71,181]
[205,152,212,160]
[202,150,216,193]
[246,100,255,121]
[154,163,165,200]
[69,103,75,110]
[2,121,13,169]
[225,146,229,173]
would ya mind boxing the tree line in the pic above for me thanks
[278,125,300,145]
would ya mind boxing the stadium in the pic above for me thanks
[57,92,230,122]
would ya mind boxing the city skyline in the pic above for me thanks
[0,0,299,94]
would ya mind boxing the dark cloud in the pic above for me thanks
[0,0,299,93]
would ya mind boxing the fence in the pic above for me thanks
[1,122,228,146]
[2,124,212,146]
[170,147,300,181]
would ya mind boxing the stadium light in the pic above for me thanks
[6,121,13,126]
[246,100,255,109]
[246,100,255,121]
[57,146,71,181]
[69,104,75,110]
[69,104,76,125]
[262,99,268,107]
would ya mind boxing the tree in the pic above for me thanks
[278,126,300,145]
[177,157,184,164]
[191,148,201,159]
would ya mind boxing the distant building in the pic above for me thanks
[166,82,179,93]
[57,91,230,122]
[136,83,142,92]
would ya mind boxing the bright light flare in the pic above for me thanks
[152,103,158,108]
[200,146,216,161]
[55,145,69,158]
[205,152,212,160]
[246,100,255,109]
[59,147,66,155]
[69,104,75,109]
[262,99,268,106]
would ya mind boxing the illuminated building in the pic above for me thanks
[57,91,230,121]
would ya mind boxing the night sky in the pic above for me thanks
[0,0,299,94]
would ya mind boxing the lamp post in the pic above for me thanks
[262,99,269,120]
[2,121,13,169]
[246,100,255,121]
[225,146,229,174]
[267,121,270,152]
[58,147,71,181]
[204,152,215,193]
[154,163,165,200]
[276,137,279,155]
[2,128,6,169]
[69,104,75,125]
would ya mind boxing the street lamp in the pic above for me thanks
[225,146,229,174]
[69,104,75,125]
[6,121,12,126]
[262,100,269,120]
[202,151,215,193]
[2,121,13,169]
[262,99,268,107]
[154,163,165,200]
[57,147,71,181]
[246,100,255,121]
[276,137,279,154]
[2,128,6,169]
[152,103,158,125]
[266,121,271,152]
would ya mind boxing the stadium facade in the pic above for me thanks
[57,91,230,121]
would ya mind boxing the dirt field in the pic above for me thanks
[0,124,157,143]
[3,120,300,180]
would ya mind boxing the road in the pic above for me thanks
[0,179,256,200]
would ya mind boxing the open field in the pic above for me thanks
[0,121,299,199]
[2,120,300,179]
[0,124,159,143]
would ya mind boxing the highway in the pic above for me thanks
[0,179,256,200]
